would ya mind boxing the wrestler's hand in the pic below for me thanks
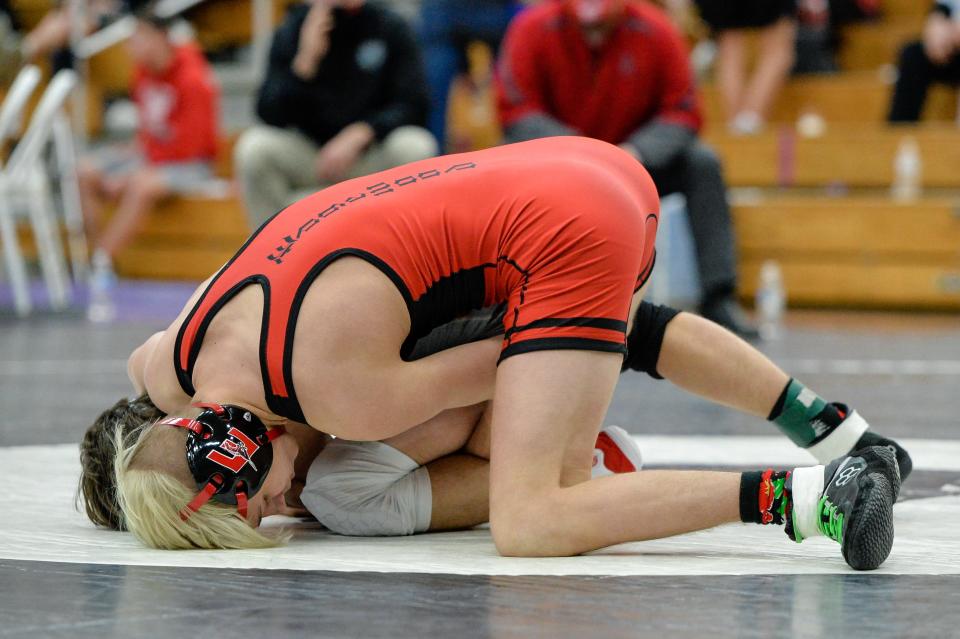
[315,122,375,183]
[282,478,310,518]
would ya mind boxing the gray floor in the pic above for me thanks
[1,292,959,638]
[1,561,956,639]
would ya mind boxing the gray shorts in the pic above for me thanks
[91,146,215,194]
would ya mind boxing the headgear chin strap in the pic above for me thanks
[159,403,285,521]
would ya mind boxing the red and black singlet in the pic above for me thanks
[174,137,660,424]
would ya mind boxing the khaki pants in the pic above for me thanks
[234,125,438,228]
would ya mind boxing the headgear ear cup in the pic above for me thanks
[160,403,285,520]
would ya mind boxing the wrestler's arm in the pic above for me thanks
[299,262,502,439]
[127,331,165,395]
[310,312,501,440]
[303,402,492,533]
[347,336,501,440]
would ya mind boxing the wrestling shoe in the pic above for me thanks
[788,446,899,571]
[806,402,913,484]
[592,426,643,478]
[854,429,912,484]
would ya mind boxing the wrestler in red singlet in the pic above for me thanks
[175,137,660,423]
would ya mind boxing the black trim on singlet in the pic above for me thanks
[404,262,495,358]
[278,248,416,423]
[504,316,628,339]
[498,337,627,363]
[173,207,287,398]
[174,241,495,423]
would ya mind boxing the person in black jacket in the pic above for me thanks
[235,0,437,226]
[888,1,960,122]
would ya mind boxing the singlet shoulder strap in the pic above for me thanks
[173,273,267,398]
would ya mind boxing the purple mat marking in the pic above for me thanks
[0,279,198,323]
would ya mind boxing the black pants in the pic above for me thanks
[644,140,739,301]
[888,40,960,122]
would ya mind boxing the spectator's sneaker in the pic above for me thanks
[592,426,643,478]
[788,446,899,571]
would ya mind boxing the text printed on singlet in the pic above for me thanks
[265,160,478,265]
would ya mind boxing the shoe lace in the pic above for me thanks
[817,495,844,543]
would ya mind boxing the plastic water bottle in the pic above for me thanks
[86,252,117,324]
[755,260,785,341]
[892,136,922,201]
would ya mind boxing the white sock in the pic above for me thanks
[806,410,869,464]
[790,465,826,541]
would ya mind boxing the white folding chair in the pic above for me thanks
[0,65,42,316]
[52,111,89,283]
[0,69,79,314]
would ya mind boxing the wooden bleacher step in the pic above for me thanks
[112,193,248,280]
[704,124,960,188]
[701,72,958,126]
[733,195,960,309]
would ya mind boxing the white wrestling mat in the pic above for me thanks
[4,437,960,576]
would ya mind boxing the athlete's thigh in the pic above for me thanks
[489,350,622,513]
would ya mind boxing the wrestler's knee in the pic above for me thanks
[301,440,432,536]
[490,494,571,557]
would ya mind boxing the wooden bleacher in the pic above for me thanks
[7,0,959,311]
[838,17,925,71]
[8,0,52,31]
[734,196,960,310]
[704,124,960,188]
[188,0,297,53]
[701,72,958,125]
[111,193,248,279]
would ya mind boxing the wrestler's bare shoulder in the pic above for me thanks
[137,276,217,414]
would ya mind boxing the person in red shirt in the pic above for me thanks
[78,7,220,321]
[496,0,757,338]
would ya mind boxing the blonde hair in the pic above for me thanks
[112,419,290,550]
[78,394,165,530]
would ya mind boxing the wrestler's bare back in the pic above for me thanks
[131,257,500,440]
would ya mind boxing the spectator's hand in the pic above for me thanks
[923,14,955,65]
[293,1,334,79]
[315,122,375,183]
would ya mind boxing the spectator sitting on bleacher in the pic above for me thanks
[13,0,133,74]
[234,0,437,227]
[496,0,758,338]
[692,0,797,134]
[79,7,219,317]
[888,0,960,122]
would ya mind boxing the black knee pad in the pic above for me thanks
[621,302,681,379]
